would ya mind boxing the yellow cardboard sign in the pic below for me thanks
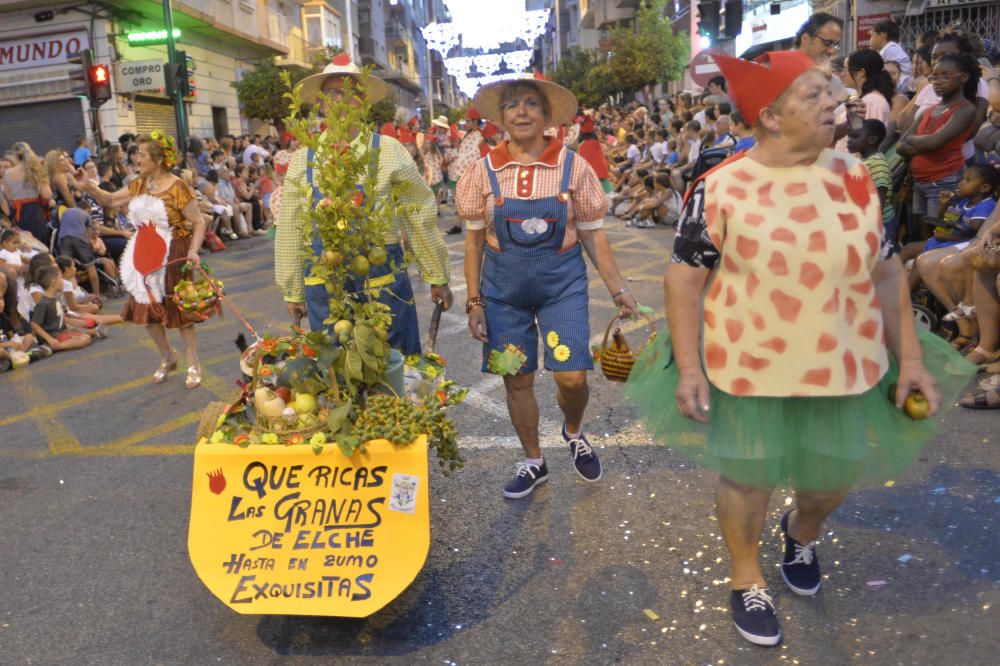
[188,437,429,617]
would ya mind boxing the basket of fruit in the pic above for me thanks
[171,262,223,322]
[248,335,330,440]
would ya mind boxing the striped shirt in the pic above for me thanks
[863,152,895,226]
[456,138,607,253]
[274,132,449,303]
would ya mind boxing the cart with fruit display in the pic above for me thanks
[187,74,464,617]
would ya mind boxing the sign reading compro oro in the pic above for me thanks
[114,59,165,94]
[188,438,430,617]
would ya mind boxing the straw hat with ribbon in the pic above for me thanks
[431,114,450,130]
[297,53,390,104]
[472,71,578,128]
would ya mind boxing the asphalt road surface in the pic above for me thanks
[1,205,998,665]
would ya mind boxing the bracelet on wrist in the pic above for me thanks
[611,286,629,299]
[465,295,485,314]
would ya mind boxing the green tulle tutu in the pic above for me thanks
[624,329,976,491]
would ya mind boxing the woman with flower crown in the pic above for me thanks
[75,131,207,388]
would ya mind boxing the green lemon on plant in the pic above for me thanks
[333,319,354,336]
[350,255,370,276]
[368,247,388,266]
[374,327,388,342]
[322,250,344,268]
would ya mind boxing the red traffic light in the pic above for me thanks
[90,64,109,84]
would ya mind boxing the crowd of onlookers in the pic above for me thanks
[0,131,288,371]
[4,15,1000,395]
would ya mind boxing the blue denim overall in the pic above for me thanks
[303,133,421,354]
[480,152,593,374]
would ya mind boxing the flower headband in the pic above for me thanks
[148,130,178,169]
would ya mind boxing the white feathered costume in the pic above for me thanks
[119,194,172,304]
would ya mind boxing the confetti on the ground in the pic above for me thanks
[884,480,895,487]
[643,609,660,621]
[931,487,947,495]
[866,580,888,588]
[898,554,913,564]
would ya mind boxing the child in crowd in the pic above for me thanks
[0,228,32,277]
[257,164,275,227]
[29,266,92,352]
[848,120,897,243]
[897,53,980,233]
[665,139,679,166]
[55,255,122,325]
[0,279,52,371]
[917,165,998,256]
[28,254,107,338]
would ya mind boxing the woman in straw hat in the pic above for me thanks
[625,51,973,646]
[456,73,638,499]
[275,54,452,352]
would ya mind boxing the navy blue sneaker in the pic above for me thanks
[731,585,782,646]
[503,461,549,499]
[780,509,821,596]
[562,424,601,482]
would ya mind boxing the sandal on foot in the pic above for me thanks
[964,346,1000,367]
[153,352,178,384]
[186,364,202,389]
[943,303,976,322]
[951,335,972,350]
[960,387,1000,409]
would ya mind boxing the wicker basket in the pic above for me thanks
[197,401,231,442]
[171,262,222,323]
[596,313,656,382]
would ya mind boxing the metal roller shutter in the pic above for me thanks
[0,98,85,156]
[134,97,178,141]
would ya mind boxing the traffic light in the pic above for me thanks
[88,63,112,107]
[722,1,743,40]
[166,50,196,98]
[697,2,721,44]
[67,48,93,98]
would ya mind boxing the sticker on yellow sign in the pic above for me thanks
[188,437,429,617]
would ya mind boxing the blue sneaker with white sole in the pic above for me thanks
[562,424,601,482]
[780,509,822,596]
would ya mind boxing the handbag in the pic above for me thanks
[596,312,656,382]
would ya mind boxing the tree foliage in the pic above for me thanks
[232,57,314,129]
[547,0,689,104]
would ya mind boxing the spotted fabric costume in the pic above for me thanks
[626,149,975,491]
[457,138,607,375]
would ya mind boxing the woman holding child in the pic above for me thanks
[625,50,974,647]
[75,131,208,388]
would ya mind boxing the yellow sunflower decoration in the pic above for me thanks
[553,344,571,362]
[546,331,560,348]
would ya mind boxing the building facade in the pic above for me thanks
[0,0,299,154]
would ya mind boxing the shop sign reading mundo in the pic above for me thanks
[0,31,90,72]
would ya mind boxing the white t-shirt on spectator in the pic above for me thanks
[880,41,912,78]
[626,143,641,165]
[242,144,269,165]
[914,80,990,161]
[862,92,891,125]
[0,248,23,267]
[650,140,666,165]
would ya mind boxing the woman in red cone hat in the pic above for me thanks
[626,50,974,647]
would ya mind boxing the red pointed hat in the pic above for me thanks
[709,50,816,125]
[579,116,596,134]
[481,122,501,139]
[465,106,482,120]
[380,122,397,138]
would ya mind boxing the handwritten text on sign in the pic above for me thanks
[188,438,430,616]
